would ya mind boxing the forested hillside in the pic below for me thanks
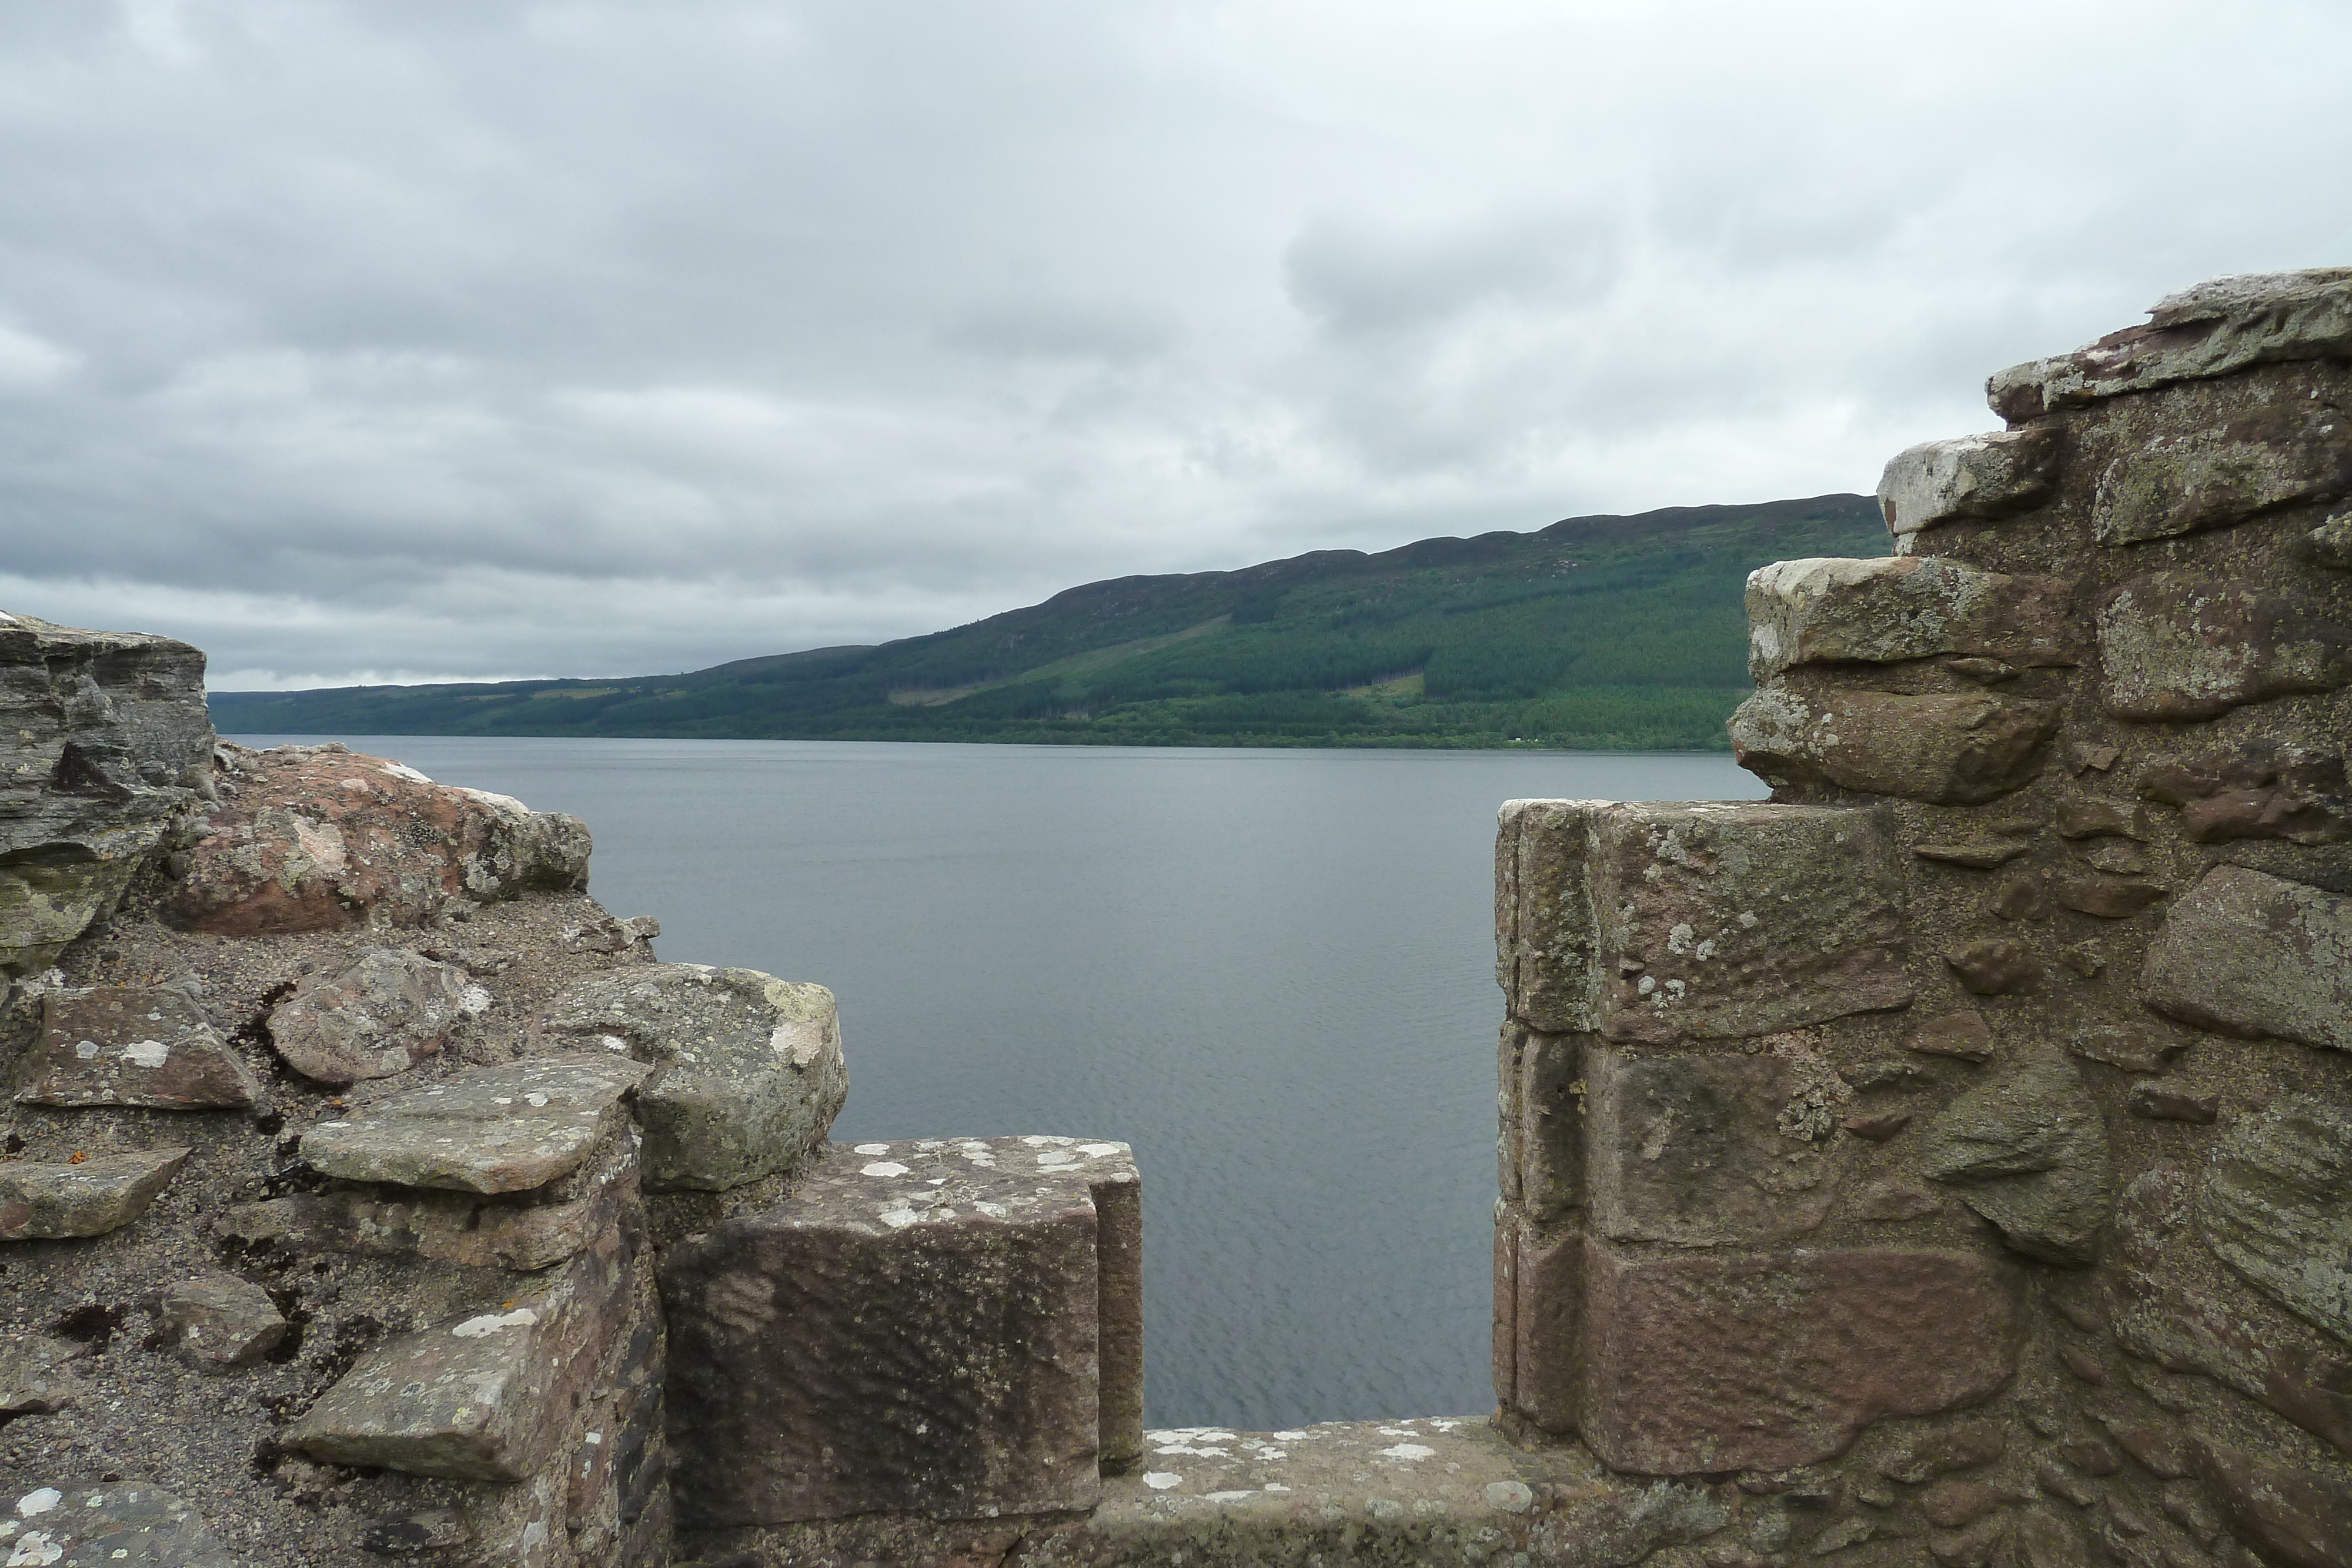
[210,494,1886,750]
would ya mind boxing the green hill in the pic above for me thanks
[209,493,1886,750]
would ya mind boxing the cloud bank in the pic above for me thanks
[4,0,2348,687]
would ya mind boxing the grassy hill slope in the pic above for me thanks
[209,493,1886,750]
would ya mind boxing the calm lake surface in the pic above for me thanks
[228,735,1762,1428]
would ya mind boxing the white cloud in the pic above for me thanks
[1,0,2348,685]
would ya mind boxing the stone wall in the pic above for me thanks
[5,267,2350,1568]
[1496,268,2352,1567]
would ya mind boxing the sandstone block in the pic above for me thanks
[0,1482,235,1568]
[2142,865,2352,1051]
[2097,573,2352,720]
[0,1148,188,1241]
[2199,1097,2352,1346]
[2116,1166,2352,1457]
[1988,269,2352,420]
[2070,1024,2183,1073]
[2130,1081,2217,1122]
[2141,740,2348,849]
[219,1129,633,1271]
[2194,1440,2352,1568]
[265,947,471,1087]
[2307,510,2352,570]
[532,963,847,1191]
[1880,1418,2005,1483]
[1917,1049,2110,1266]
[1585,1047,1840,1246]
[285,1218,635,1481]
[12,984,262,1109]
[1496,800,1910,1042]
[1875,429,2062,546]
[1730,687,2058,805]
[659,1136,1141,1524]
[1910,1012,1996,1062]
[2092,401,2352,546]
[165,744,589,936]
[1573,1242,2020,1473]
[0,1333,83,1416]
[1501,1024,1580,1222]
[1945,940,2043,995]
[159,1271,286,1369]
[1496,1216,1581,1433]
[0,613,213,975]
[1746,556,2076,680]
[299,1054,650,1194]
[2052,873,2166,918]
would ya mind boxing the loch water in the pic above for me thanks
[228,735,1762,1429]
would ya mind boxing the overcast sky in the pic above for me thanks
[4,1,2347,688]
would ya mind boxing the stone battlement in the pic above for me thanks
[2,269,2349,1566]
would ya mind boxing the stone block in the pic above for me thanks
[13,984,263,1109]
[1585,1047,1839,1246]
[0,1482,235,1567]
[0,613,212,975]
[1574,1242,2020,1474]
[299,1053,650,1194]
[285,1216,636,1480]
[219,1129,634,1270]
[1502,1024,1581,1223]
[1910,1012,1996,1062]
[1730,686,2058,805]
[0,1333,83,1416]
[1917,1048,2110,1266]
[165,743,589,935]
[532,963,847,1191]
[1987,268,2352,420]
[2093,396,2352,547]
[0,1147,188,1241]
[2096,573,2352,720]
[1496,800,1910,1042]
[2142,864,2352,1051]
[265,947,472,1088]
[1944,940,2043,995]
[159,1270,286,1369]
[2199,1096,2352,1346]
[660,1136,1141,1524]
[1875,429,2062,546]
[1746,556,2077,680]
[2194,1440,2352,1568]
[1496,1216,1581,1433]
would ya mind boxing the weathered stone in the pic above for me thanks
[2129,1082,2217,1123]
[2096,574,2352,720]
[2306,510,2352,570]
[2052,874,2166,918]
[2014,1507,2081,1568]
[158,1270,286,1369]
[660,1137,1141,1524]
[2114,1167,2352,1455]
[2083,841,2148,874]
[2143,741,2350,848]
[285,1218,635,1481]
[1910,1012,1997,1062]
[2059,1437,2120,1476]
[1917,1049,2110,1266]
[2199,1098,2352,1345]
[1502,1025,1580,1223]
[1913,838,2034,869]
[1730,686,2059,805]
[1496,800,1911,1042]
[0,1482,236,1567]
[1849,1058,1929,1089]
[1918,1479,2012,1530]
[1496,1216,1581,1434]
[2070,1024,2182,1073]
[2033,1456,2097,1508]
[1988,269,2352,420]
[1876,428,2063,545]
[1571,1241,2019,1474]
[2057,798,2154,840]
[166,743,590,935]
[219,1131,634,1271]
[1584,1048,1840,1246]
[2106,1425,2196,1480]
[265,947,470,1088]
[299,1054,651,1194]
[1990,871,2047,921]
[0,1333,83,1416]
[2194,1440,2352,1568]
[1853,1181,1942,1221]
[1882,1419,2005,1483]
[1745,556,2077,681]
[12,984,263,1109]
[2092,400,2352,546]
[1945,941,2044,995]
[2142,865,2352,1051]
[0,1147,188,1241]
[531,963,848,1191]
[2059,1345,2109,1383]
[1844,1109,1911,1141]
[0,613,213,975]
